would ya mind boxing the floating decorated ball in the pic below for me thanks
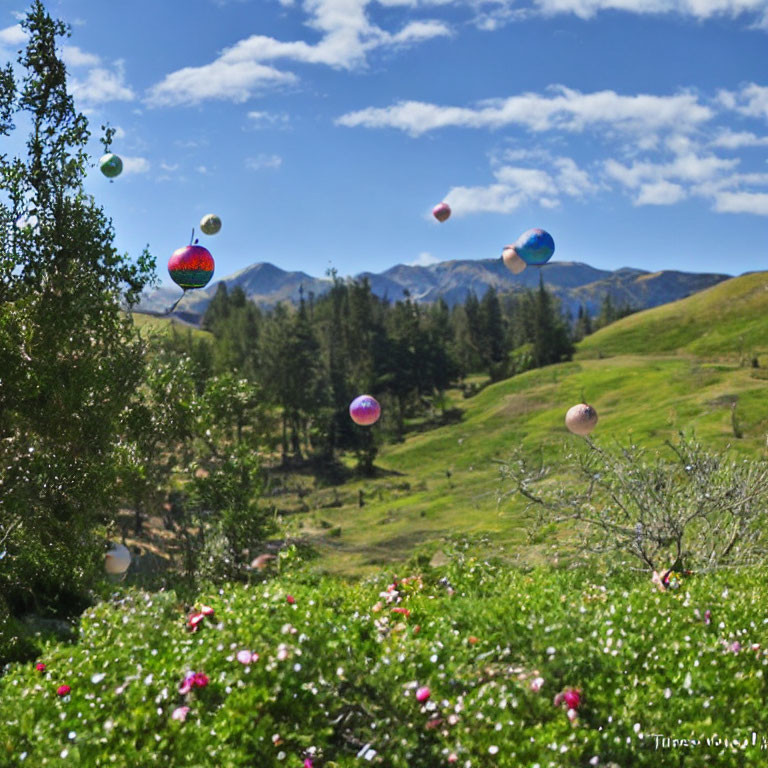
[502,245,527,275]
[99,153,123,179]
[515,228,555,266]
[168,245,215,290]
[350,394,381,426]
[565,403,598,436]
[200,214,222,236]
[105,542,131,575]
[432,202,451,223]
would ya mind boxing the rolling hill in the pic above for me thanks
[576,270,768,360]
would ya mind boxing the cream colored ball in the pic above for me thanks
[200,214,222,235]
[502,245,527,275]
[565,403,598,436]
[105,542,132,574]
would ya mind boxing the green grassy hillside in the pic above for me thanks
[576,271,768,360]
[131,312,213,340]
[298,355,768,577]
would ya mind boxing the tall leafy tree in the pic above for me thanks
[0,2,155,621]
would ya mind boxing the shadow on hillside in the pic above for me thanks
[402,406,464,437]
[265,456,405,491]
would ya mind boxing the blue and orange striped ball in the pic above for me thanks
[514,228,555,266]
[168,245,215,290]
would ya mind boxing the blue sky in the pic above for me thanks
[1,0,767,289]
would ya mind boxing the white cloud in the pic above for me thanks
[409,251,440,266]
[247,110,291,127]
[635,180,687,205]
[337,86,712,136]
[719,83,768,120]
[714,190,768,214]
[711,129,768,148]
[247,153,283,170]
[147,0,452,107]
[446,183,525,215]
[61,45,100,68]
[0,23,25,46]
[160,162,179,172]
[147,60,296,107]
[121,156,150,175]
[533,0,768,23]
[70,61,135,104]
[445,152,596,215]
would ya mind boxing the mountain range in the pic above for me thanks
[135,258,732,325]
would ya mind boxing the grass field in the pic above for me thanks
[294,355,768,577]
[577,271,768,360]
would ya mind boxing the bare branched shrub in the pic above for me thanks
[496,433,768,573]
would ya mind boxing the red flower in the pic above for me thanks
[563,688,581,710]
[413,625,421,634]
[188,612,205,632]
[200,605,215,617]
[468,636,479,645]
[287,595,296,605]
[56,685,71,696]
[192,673,209,689]
[36,663,46,672]
[392,607,410,617]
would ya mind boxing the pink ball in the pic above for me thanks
[350,395,381,426]
[432,202,451,222]
[565,404,598,436]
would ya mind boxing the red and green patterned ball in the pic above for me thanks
[168,245,215,290]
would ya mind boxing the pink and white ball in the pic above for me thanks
[565,404,598,436]
[350,395,381,426]
[432,202,451,223]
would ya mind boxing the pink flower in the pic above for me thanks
[179,673,195,695]
[36,663,46,672]
[200,605,214,616]
[413,625,420,634]
[416,686,431,702]
[468,636,479,645]
[563,689,581,710]
[192,673,209,688]
[530,676,544,693]
[304,760,313,768]
[56,684,71,696]
[448,754,458,763]
[704,609,711,625]
[172,706,190,722]
[553,692,564,707]
[237,650,258,665]
[392,607,410,617]
[729,641,741,654]
[287,595,296,605]
[567,708,578,723]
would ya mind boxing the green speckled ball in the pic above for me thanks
[99,153,123,179]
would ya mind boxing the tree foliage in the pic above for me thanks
[0,2,155,621]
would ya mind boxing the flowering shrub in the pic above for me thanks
[1,562,767,766]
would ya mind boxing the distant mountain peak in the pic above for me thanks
[136,258,731,325]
